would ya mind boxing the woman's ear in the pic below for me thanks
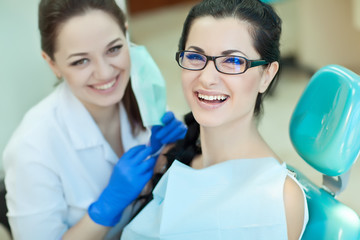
[259,61,279,93]
[125,21,129,31]
[41,51,62,79]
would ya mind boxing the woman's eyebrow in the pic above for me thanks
[187,46,204,53]
[67,52,88,60]
[106,37,122,47]
[67,38,123,60]
[221,49,248,57]
[186,46,248,57]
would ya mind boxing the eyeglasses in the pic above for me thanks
[175,50,268,75]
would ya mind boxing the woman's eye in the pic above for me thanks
[108,45,123,55]
[224,57,243,65]
[71,58,89,66]
[186,53,205,61]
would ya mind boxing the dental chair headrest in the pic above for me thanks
[289,65,360,177]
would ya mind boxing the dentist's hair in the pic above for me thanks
[39,0,126,60]
[179,0,282,117]
[38,0,144,134]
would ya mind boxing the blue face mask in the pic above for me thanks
[129,44,167,127]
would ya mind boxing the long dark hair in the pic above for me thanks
[38,0,144,134]
[134,0,282,215]
[174,0,282,163]
[179,0,282,117]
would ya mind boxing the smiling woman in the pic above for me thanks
[41,9,132,130]
[2,0,187,240]
[121,0,309,239]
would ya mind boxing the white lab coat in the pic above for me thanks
[2,82,150,240]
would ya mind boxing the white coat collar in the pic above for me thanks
[57,82,117,163]
[56,82,150,164]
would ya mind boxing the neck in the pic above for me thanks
[85,102,124,157]
[84,103,119,131]
[199,115,277,168]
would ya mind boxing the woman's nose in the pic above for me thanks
[93,58,113,80]
[198,61,220,87]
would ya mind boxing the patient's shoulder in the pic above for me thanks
[283,175,306,240]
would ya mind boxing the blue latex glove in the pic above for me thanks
[88,145,156,226]
[150,111,187,154]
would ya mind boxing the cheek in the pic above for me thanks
[231,74,261,103]
[118,53,131,69]
[243,78,259,94]
[118,46,131,67]
[243,71,263,93]
[181,71,196,100]
[62,69,91,87]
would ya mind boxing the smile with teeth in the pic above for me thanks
[197,93,228,102]
[92,79,117,90]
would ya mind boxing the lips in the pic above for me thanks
[92,79,117,90]
[196,92,229,103]
[89,75,120,93]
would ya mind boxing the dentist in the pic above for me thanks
[2,0,186,239]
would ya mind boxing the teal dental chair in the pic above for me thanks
[288,65,360,239]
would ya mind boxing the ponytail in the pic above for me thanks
[164,112,201,168]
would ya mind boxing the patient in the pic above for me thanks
[122,0,308,239]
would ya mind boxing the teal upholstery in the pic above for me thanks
[290,65,360,176]
[288,166,360,239]
[289,65,360,239]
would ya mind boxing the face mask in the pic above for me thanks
[129,44,167,127]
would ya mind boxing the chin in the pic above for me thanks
[192,111,225,128]
[96,94,123,108]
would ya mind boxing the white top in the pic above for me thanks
[2,82,150,240]
[122,158,309,240]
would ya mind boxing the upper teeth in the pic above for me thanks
[198,93,227,101]
[93,79,116,90]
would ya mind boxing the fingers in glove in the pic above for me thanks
[138,156,157,175]
[131,146,154,165]
[150,125,163,151]
[140,169,155,187]
[155,118,181,139]
[160,126,186,144]
[151,125,162,135]
[161,111,175,125]
[123,145,147,158]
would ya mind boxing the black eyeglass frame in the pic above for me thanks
[175,50,269,75]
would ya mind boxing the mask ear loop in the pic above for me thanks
[126,27,138,81]
[125,21,135,48]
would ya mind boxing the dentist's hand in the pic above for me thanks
[88,145,156,227]
[150,111,187,154]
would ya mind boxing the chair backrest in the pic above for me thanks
[288,65,360,239]
[290,65,360,176]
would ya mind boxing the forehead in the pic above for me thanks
[186,16,258,57]
[55,10,124,53]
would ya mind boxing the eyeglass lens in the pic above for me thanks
[178,51,247,74]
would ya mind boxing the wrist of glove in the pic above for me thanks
[88,190,125,227]
[88,145,156,226]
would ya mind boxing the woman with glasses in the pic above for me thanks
[2,0,186,239]
[121,0,308,239]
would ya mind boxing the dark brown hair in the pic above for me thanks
[38,0,144,134]
[179,0,282,117]
[171,0,282,165]
[134,0,282,216]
